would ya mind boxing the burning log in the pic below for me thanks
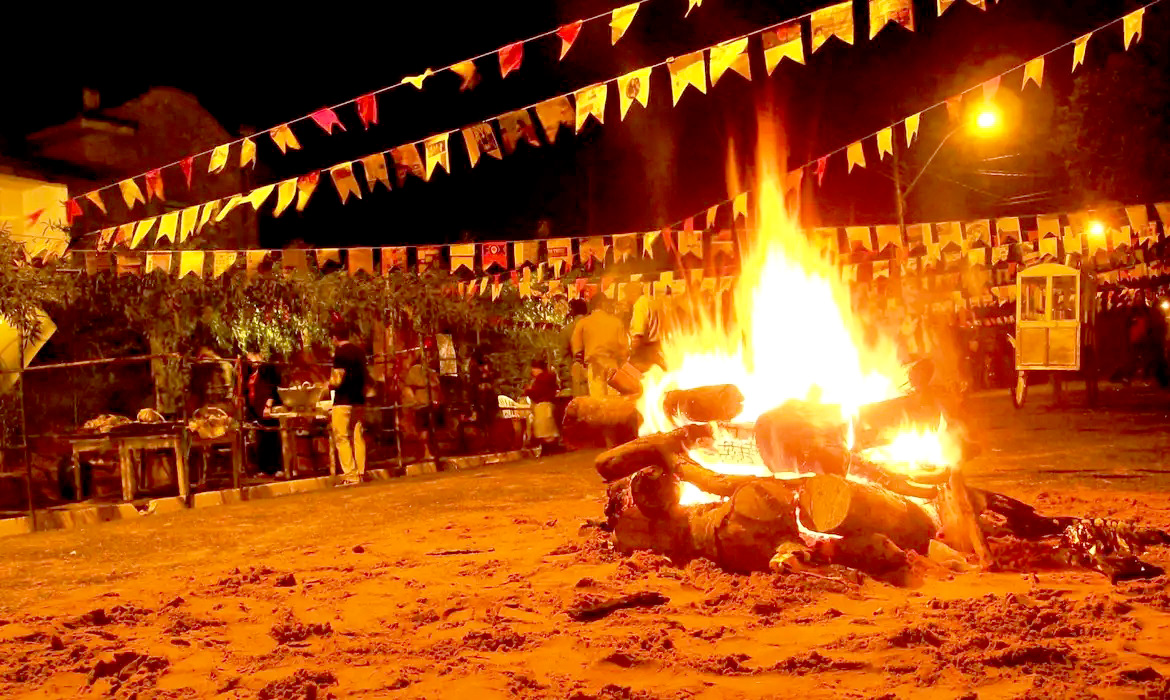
[754,400,849,476]
[689,481,800,573]
[562,397,641,450]
[594,424,713,482]
[847,458,940,500]
[798,474,935,553]
[811,533,912,586]
[629,466,681,517]
[936,468,991,568]
[662,385,745,424]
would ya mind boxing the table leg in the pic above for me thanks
[72,449,83,502]
[279,420,295,478]
[231,431,242,490]
[174,438,190,503]
[329,423,338,477]
[119,444,134,502]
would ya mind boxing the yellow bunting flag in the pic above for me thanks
[462,123,503,167]
[1125,206,1149,233]
[296,173,318,212]
[846,226,872,252]
[450,243,475,273]
[116,253,142,276]
[962,220,991,250]
[617,67,652,120]
[208,144,230,174]
[402,68,434,89]
[130,217,157,249]
[156,212,178,244]
[270,124,300,153]
[534,96,574,143]
[216,195,245,222]
[1022,57,1044,89]
[1037,215,1061,239]
[763,22,803,74]
[709,37,751,85]
[876,127,893,159]
[497,110,541,153]
[904,112,921,146]
[85,191,107,214]
[643,230,660,257]
[1072,33,1091,71]
[358,154,391,192]
[733,192,749,221]
[705,205,719,229]
[936,222,962,249]
[273,178,297,217]
[580,236,608,262]
[146,252,172,275]
[240,137,257,169]
[329,164,361,204]
[119,179,145,209]
[179,251,204,278]
[574,83,607,132]
[515,240,540,267]
[245,250,266,278]
[810,1,854,53]
[686,0,702,16]
[1124,8,1144,49]
[846,141,866,172]
[613,233,638,261]
[996,217,1021,243]
[178,206,199,242]
[197,200,220,232]
[876,225,902,251]
[450,60,480,91]
[870,0,913,38]
[938,0,983,14]
[423,133,451,180]
[667,50,707,105]
[610,3,639,45]
[678,228,702,259]
[348,248,374,276]
[389,145,425,184]
[247,184,276,210]
[212,252,238,279]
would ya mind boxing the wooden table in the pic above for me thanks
[189,428,244,489]
[68,432,189,502]
[269,406,337,478]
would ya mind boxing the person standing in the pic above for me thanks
[562,299,590,396]
[625,283,666,372]
[523,358,561,446]
[571,294,628,398]
[328,324,367,486]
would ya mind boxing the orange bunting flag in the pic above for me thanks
[1022,57,1044,89]
[356,93,378,127]
[381,247,406,274]
[982,76,1000,100]
[678,227,702,259]
[389,145,426,185]
[417,246,441,273]
[643,230,660,257]
[296,172,319,212]
[1124,8,1144,49]
[733,192,749,221]
[667,50,707,105]
[870,0,913,39]
[348,248,374,277]
[499,42,523,78]
[514,240,540,267]
[996,217,1021,244]
[156,211,178,244]
[450,61,479,91]
[270,124,300,153]
[66,198,83,225]
[450,243,475,273]
[208,144,230,173]
[846,141,866,172]
[402,68,434,89]
[610,3,639,45]
[482,242,508,270]
[574,83,607,132]
[498,110,541,153]
[84,190,106,214]
[556,21,582,59]
[330,163,362,204]
[709,37,751,85]
[846,226,873,252]
[1072,33,1091,71]
[1125,206,1149,233]
[212,252,238,279]
[423,133,451,181]
[547,238,572,273]
[247,184,276,210]
[535,96,574,143]
[705,205,719,229]
[462,123,503,167]
[282,249,308,275]
[179,251,204,279]
[810,1,854,53]
[686,0,703,17]
[904,112,921,146]
[580,237,608,263]
[876,225,902,251]
[617,67,652,120]
[146,252,172,275]
[115,253,140,275]
[316,249,341,267]
[179,205,199,242]
[130,217,157,249]
[876,127,894,159]
[97,227,115,250]
[310,108,345,135]
[763,22,803,74]
[240,137,257,169]
[613,233,639,261]
[120,178,145,209]
[360,154,391,192]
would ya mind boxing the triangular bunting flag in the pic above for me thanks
[208,144,230,174]
[617,67,652,120]
[610,3,639,45]
[763,22,803,74]
[733,192,749,221]
[709,37,751,85]
[348,248,375,276]
[296,172,319,212]
[1124,8,1144,49]
[450,61,480,91]
[450,243,476,273]
[686,0,703,17]
[705,205,719,230]
[557,21,582,59]
[667,50,707,105]
[215,195,245,222]
[499,42,523,78]
[547,238,572,271]
[179,205,199,242]
[330,163,363,204]
[66,198,82,226]
[316,249,341,268]
[643,230,660,257]
[580,236,608,262]
[462,123,503,167]
[982,76,1000,100]
[270,124,301,153]
[247,184,276,210]
[84,190,107,214]
[876,127,893,159]
[212,252,238,279]
[310,108,345,134]
[424,133,451,180]
[146,252,172,275]
[846,141,866,172]
[870,0,914,39]
[180,157,194,188]
[144,169,164,201]
[482,242,509,271]
[613,233,638,261]
[514,240,539,267]
[360,154,392,192]
[1125,206,1149,233]
[197,200,220,232]
[240,137,257,169]
[498,110,541,153]
[130,217,157,249]
[389,145,425,185]
[120,179,145,209]
[402,68,434,89]
[97,227,116,251]
[574,83,607,132]
[357,93,379,127]
[534,96,574,143]
[905,113,921,146]
[811,1,854,53]
[155,211,178,244]
[1022,57,1044,89]
[1072,33,1091,71]
[179,251,204,279]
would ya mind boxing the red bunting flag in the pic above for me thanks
[356,93,378,129]
[310,107,345,135]
[499,42,523,78]
[482,242,509,270]
[144,169,165,201]
[815,156,828,185]
[180,157,194,188]
[66,198,82,226]
[556,21,582,59]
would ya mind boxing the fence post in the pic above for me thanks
[19,328,35,532]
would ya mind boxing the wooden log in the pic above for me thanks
[936,468,991,568]
[798,474,935,553]
[754,400,849,476]
[562,397,641,450]
[594,423,713,482]
[612,506,694,558]
[847,457,940,500]
[688,484,801,573]
[811,533,911,585]
[672,456,767,498]
[662,385,744,424]
[630,466,681,517]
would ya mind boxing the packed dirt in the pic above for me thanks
[1,387,1170,699]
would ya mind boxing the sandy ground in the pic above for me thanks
[1,386,1170,699]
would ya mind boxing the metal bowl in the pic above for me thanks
[277,385,325,412]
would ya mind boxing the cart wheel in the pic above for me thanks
[1012,371,1028,409]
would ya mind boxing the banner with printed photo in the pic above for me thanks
[810,1,854,53]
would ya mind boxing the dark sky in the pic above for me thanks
[5,0,1150,248]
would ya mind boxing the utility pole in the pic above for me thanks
[893,138,907,243]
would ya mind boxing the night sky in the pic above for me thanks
[5,0,1152,248]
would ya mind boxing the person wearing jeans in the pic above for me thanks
[328,324,367,485]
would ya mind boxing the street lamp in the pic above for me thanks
[894,102,1004,237]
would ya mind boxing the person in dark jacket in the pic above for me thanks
[523,359,560,444]
[246,355,283,476]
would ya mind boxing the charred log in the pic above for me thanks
[798,474,935,553]
[562,397,641,450]
[936,469,991,567]
[595,423,714,482]
[847,458,939,500]
[811,533,912,586]
[754,400,850,476]
[662,385,745,424]
[630,466,682,517]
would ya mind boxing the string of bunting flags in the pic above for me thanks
[78,0,1010,243]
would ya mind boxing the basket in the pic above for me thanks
[278,384,326,412]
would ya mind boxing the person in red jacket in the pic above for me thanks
[523,359,560,446]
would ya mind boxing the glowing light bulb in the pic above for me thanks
[975,110,998,131]
[1089,221,1105,237]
